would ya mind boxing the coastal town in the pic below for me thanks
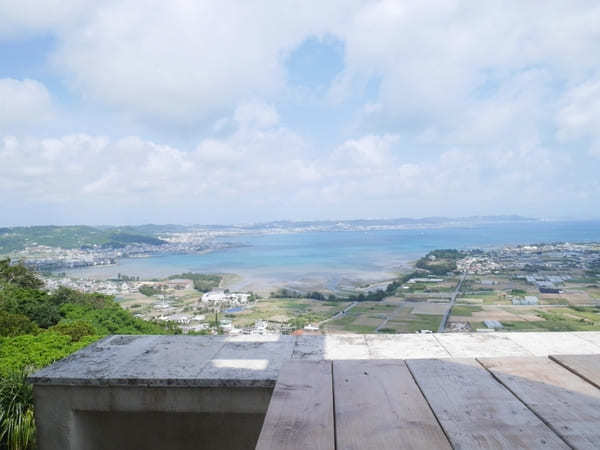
[35,241,600,336]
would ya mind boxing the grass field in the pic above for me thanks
[451,305,483,316]
[454,305,600,332]
[323,301,442,334]
[226,298,351,328]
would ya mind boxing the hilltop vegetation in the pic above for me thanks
[0,226,167,253]
[0,259,178,449]
[168,273,223,292]
[416,249,467,275]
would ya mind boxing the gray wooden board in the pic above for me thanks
[406,358,569,449]
[550,354,600,389]
[480,356,600,449]
[255,360,334,450]
[333,359,451,450]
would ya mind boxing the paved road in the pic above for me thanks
[438,270,468,333]
[375,304,405,332]
[318,302,358,326]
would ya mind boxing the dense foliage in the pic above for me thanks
[138,285,163,297]
[168,273,222,292]
[0,313,38,338]
[0,259,178,449]
[415,249,466,275]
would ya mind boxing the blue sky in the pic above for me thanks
[0,1,599,225]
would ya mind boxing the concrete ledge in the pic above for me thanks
[29,332,600,387]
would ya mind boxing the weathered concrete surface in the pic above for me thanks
[30,332,600,387]
[29,332,600,450]
[366,334,450,359]
[504,332,600,356]
[199,335,295,386]
[574,331,600,348]
[30,335,227,386]
[34,385,270,450]
[73,411,264,450]
[434,333,534,358]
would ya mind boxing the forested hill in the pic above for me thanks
[0,226,167,253]
[0,259,179,449]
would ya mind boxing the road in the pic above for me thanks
[318,301,358,326]
[438,269,468,333]
[375,304,405,332]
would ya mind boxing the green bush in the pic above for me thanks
[0,332,99,377]
[0,312,38,337]
[0,259,44,290]
[0,261,181,449]
[50,320,96,342]
[0,286,62,329]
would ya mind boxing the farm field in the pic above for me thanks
[225,298,351,328]
[322,300,443,334]
[449,304,600,332]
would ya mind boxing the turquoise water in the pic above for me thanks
[63,221,600,284]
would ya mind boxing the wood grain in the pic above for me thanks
[550,354,600,389]
[481,356,600,449]
[255,360,334,450]
[333,359,451,450]
[406,358,568,449]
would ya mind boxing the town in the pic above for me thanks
[38,241,600,336]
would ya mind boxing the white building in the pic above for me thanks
[512,296,539,305]
[201,290,250,305]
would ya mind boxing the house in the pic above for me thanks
[201,290,250,304]
[512,296,538,305]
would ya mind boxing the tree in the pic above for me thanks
[0,259,43,290]
[0,312,38,337]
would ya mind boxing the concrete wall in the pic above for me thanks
[73,411,265,450]
[34,385,272,450]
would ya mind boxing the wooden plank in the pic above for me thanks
[550,354,600,389]
[255,360,334,450]
[406,358,568,449]
[480,356,600,449]
[333,359,451,450]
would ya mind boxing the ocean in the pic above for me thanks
[63,220,600,290]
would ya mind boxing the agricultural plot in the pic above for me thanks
[450,304,600,332]
[501,306,600,332]
[119,285,201,318]
[227,298,351,328]
[323,301,443,334]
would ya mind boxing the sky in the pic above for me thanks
[0,0,599,226]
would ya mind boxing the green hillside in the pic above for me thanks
[0,259,179,449]
[0,226,167,253]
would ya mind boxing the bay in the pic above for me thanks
[63,220,600,291]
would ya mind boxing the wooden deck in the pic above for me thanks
[256,355,600,450]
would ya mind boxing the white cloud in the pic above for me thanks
[557,80,600,157]
[44,1,356,123]
[0,2,599,222]
[333,134,398,168]
[0,78,53,129]
[1,114,594,224]
[233,102,279,129]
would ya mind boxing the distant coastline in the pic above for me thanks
[48,220,600,293]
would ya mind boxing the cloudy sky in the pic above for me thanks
[1,0,599,225]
